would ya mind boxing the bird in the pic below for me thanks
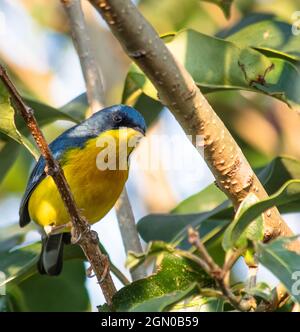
[19,104,146,276]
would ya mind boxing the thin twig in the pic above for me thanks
[114,189,146,280]
[88,0,299,250]
[0,65,116,307]
[62,0,145,281]
[188,227,253,311]
[256,283,290,312]
[222,249,242,285]
[61,0,105,113]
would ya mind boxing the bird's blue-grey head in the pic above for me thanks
[85,105,146,136]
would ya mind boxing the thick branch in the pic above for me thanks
[62,0,105,113]
[62,0,145,280]
[0,65,116,306]
[88,0,298,249]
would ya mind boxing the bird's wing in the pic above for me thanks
[19,124,94,227]
[19,155,47,227]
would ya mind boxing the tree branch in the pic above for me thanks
[0,65,116,307]
[114,189,146,280]
[61,0,105,113]
[187,227,254,311]
[88,0,299,250]
[62,0,146,280]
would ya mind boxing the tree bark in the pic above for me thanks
[88,0,298,249]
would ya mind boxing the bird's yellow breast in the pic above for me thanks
[28,129,137,229]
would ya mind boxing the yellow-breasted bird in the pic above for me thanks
[19,105,146,276]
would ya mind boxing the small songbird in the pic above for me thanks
[19,105,146,276]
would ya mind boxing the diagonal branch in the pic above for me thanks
[62,0,146,280]
[61,0,105,113]
[88,0,299,250]
[114,189,146,280]
[0,65,116,307]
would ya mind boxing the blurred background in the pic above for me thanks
[0,0,300,311]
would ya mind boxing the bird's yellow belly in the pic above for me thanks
[28,137,129,229]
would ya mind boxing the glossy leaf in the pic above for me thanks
[243,282,273,303]
[123,30,300,112]
[226,19,300,61]
[59,93,89,122]
[0,238,127,289]
[126,241,175,270]
[171,294,224,312]
[223,193,264,251]
[257,237,300,304]
[227,180,300,246]
[7,260,90,312]
[137,203,230,246]
[0,82,38,158]
[0,224,32,253]
[24,98,78,127]
[129,284,196,312]
[171,184,227,214]
[0,138,20,183]
[112,253,212,312]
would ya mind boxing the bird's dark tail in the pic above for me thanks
[37,233,71,276]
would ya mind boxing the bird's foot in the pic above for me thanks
[71,223,92,244]
[86,265,95,278]
[44,222,72,235]
[86,256,109,283]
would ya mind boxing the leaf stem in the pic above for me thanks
[188,227,253,311]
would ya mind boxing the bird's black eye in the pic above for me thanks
[112,114,122,123]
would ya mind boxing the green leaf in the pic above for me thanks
[0,138,20,183]
[171,183,227,214]
[243,282,273,303]
[201,0,233,19]
[121,66,163,127]
[170,294,224,312]
[7,260,90,312]
[0,80,82,159]
[257,237,300,304]
[123,29,300,111]
[126,241,175,270]
[60,93,89,122]
[0,224,33,253]
[226,19,300,61]
[226,180,300,246]
[258,156,300,198]
[129,284,197,312]
[223,193,264,251]
[24,98,78,127]
[137,203,230,246]
[0,82,38,158]
[0,239,127,288]
[112,253,212,312]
